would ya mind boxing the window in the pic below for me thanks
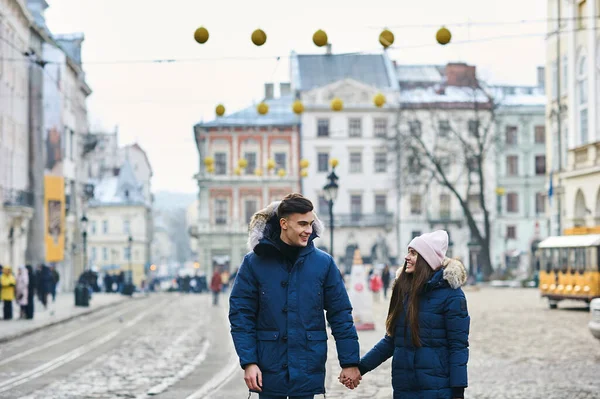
[468,120,479,137]
[411,231,421,239]
[505,126,517,145]
[580,109,588,144]
[123,220,130,234]
[244,199,257,224]
[535,155,546,175]
[577,54,588,145]
[348,118,362,137]
[438,120,451,137]
[440,194,451,218]
[535,192,545,214]
[468,194,481,213]
[318,195,328,214]
[91,221,96,235]
[578,1,587,30]
[69,130,74,160]
[317,119,329,137]
[215,199,227,225]
[317,153,329,172]
[244,152,257,175]
[409,120,421,137]
[374,152,387,173]
[274,152,287,171]
[102,247,108,261]
[102,220,108,234]
[215,152,227,175]
[408,156,420,174]
[124,247,131,261]
[349,152,362,173]
[410,194,422,215]
[350,195,362,221]
[506,155,519,176]
[374,118,387,138]
[506,226,517,239]
[467,157,478,172]
[534,126,546,144]
[91,247,96,260]
[506,193,519,213]
[375,194,387,214]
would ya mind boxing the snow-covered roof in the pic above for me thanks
[401,86,490,104]
[396,64,445,83]
[489,86,546,107]
[89,160,148,207]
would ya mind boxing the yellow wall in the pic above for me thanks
[44,175,65,262]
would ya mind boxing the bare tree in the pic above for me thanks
[393,84,498,279]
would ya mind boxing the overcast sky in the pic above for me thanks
[45,0,547,194]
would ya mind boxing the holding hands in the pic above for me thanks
[338,366,362,390]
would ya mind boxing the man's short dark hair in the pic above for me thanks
[277,193,313,219]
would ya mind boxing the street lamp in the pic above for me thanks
[80,215,88,272]
[322,165,339,258]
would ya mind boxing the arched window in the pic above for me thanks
[577,52,588,145]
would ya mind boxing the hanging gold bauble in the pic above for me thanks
[238,158,248,168]
[267,159,276,170]
[300,159,309,169]
[331,97,343,111]
[234,167,242,176]
[379,29,394,48]
[374,93,386,107]
[203,156,214,166]
[206,164,215,173]
[257,102,269,115]
[251,29,267,46]
[330,158,339,168]
[254,168,263,176]
[436,26,452,45]
[215,104,225,116]
[301,169,308,178]
[194,27,209,44]
[292,100,304,114]
[313,29,328,47]
[277,168,286,177]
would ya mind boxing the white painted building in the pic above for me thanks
[546,0,600,237]
[291,51,400,271]
[492,82,550,278]
[0,0,34,268]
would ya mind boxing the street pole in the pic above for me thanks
[556,0,563,236]
[82,230,87,272]
[329,199,334,259]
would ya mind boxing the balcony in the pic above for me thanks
[3,189,34,208]
[569,141,600,170]
[427,211,464,227]
[319,213,394,229]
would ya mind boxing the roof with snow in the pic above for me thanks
[89,160,148,207]
[290,51,398,91]
[195,95,299,128]
[401,86,490,104]
[396,64,445,83]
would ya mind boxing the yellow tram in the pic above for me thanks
[537,234,600,309]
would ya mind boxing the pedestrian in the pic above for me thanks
[16,266,29,319]
[25,265,35,319]
[229,193,361,399]
[50,266,60,302]
[369,271,383,302]
[342,230,470,399]
[220,269,230,293]
[1,266,16,320]
[381,264,391,299]
[210,267,222,305]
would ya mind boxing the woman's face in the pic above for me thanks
[405,248,418,274]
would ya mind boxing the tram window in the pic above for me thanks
[568,248,576,274]
[552,248,560,272]
[575,248,586,274]
[544,249,552,273]
[560,248,569,273]
[589,247,599,272]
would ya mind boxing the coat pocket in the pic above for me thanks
[257,330,280,373]
[306,330,328,373]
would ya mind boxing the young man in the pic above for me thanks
[229,193,362,399]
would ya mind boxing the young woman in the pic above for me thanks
[343,230,470,399]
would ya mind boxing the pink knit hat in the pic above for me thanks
[408,230,448,270]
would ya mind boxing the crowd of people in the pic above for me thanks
[0,264,60,321]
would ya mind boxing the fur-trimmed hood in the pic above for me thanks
[247,201,325,251]
[395,257,467,289]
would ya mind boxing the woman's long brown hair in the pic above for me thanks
[385,255,435,347]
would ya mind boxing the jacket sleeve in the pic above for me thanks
[445,289,470,388]
[358,334,395,375]
[323,258,360,368]
[228,255,259,369]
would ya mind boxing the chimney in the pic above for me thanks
[280,82,291,97]
[537,66,545,90]
[264,83,274,100]
[326,43,332,55]
[445,63,478,87]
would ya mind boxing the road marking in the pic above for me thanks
[0,299,168,393]
[0,300,148,367]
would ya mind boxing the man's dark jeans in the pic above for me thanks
[258,395,314,399]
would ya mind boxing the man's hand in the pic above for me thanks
[243,364,262,392]
[338,366,361,389]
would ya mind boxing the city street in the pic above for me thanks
[0,288,598,399]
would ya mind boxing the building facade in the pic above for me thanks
[546,0,600,237]
[0,0,35,268]
[192,86,301,275]
[290,51,400,271]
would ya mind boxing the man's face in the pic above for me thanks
[280,212,314,247]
